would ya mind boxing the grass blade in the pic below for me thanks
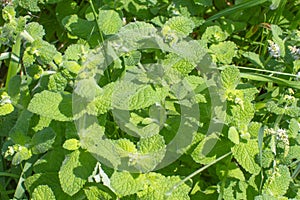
[240,73,300,90]
[206,0,269,22]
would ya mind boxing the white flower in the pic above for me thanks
[268,40,280,58]
[288,45,300,60]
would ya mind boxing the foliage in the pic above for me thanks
[1,0,300,199]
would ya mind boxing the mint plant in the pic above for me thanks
[1,0,300,199]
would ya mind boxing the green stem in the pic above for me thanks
[0,172,19,179]
[236,66,298,77]
[88,0,104,43]
[88,0,111,81]
[165,152,232,197]
[5,35,21,90]
[13,156,37,200]
[217,156,231,200]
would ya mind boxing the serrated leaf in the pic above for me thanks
[31,39,58,64]
[25,22,45,40]
[201,25,229,42]
[28,90,72,121]
[84,185,114,200]
[48,73,67,92]
[226,100,255,132]
[64,44,88,61]
[129,135,166,172]
[137,173,191,200]
[163,16,195,37]
[32,185,55,200]
[87,82,114,115]
[165,53,195,75]
[98,10,122,35]
[59,150,97,196]
[25,173,71,199]
[31,127,56,154]
[114,139,137,156]
[112,81,163,110]
[138,134,165,154]
[191,133,232,164]
[263,165,291,196]
[62,14,96,40]
[232,139,260,175]
[210,41,236,64]
[18,0,40,12]
[221,66,240,90]
[222,180,248,200]
[110,171,142,197]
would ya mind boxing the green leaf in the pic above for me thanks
[112,81,165,110]
[137,173,191,200]
[0,103,14,116]
[48,73,67,92]
[9,109,33,145]
[33,148,66,173]
[221,180,248,200]
[59,150,96,196]
[28,90,72,121]
[31,185,55,200]
[162,16,195,38]
[221,66,240,90]
[138,134,165,154]
[25,22,45,40]
[201,25,229,43]
[32,116,52,132]
[31,127,56,154]
[25,173,71,199]
[84,185,115,200]
[18,0,41,12]
[232,139,260,175]
[30,39,59,64]
[97,10,123,35]
[210,41,237,64]
[64,44,89,61]
[216,162,245,181]
[263,165,291,196]
[165,53,195,75]
[226,100,255,132]
[242,51,265,68]
[114,139,137,156]
[63,139,80,151]
[12,146,32,165]
[191,133,232,164]
[110,171,142,197]
[228,126,240,144]
[0,92,14,116]
[62,14,96,40]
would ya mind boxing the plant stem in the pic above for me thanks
[165,152,232,196]
[5,35,21,90]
